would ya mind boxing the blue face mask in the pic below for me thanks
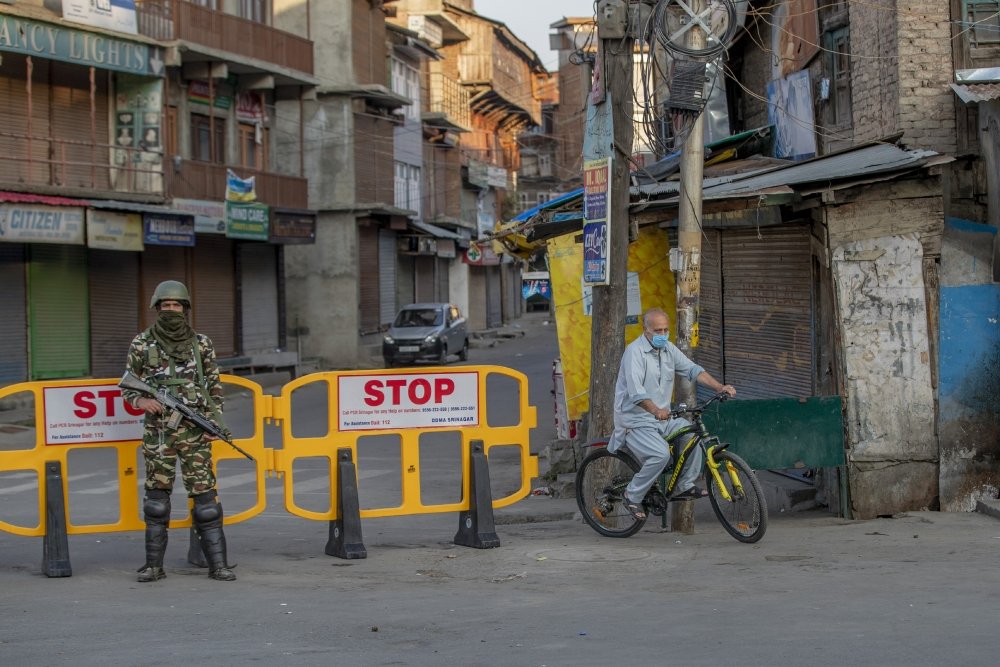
[650,333,669,349]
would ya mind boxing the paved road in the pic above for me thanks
[4,312,1000,665]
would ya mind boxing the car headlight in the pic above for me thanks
[384,335,394,344]
[424,334,438,344]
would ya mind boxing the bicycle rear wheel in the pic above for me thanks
[706,450,767,543]
[576,446,645,538]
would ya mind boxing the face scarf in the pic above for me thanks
[152,310,196,360]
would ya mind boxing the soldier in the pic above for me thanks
[121,280,237,583]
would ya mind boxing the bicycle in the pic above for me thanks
[575,392,767,543]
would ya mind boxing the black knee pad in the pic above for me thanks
[192,492,222,525]
[143,489,171,523]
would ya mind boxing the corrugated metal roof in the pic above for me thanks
[410,220,465,241]
[951,83,1000,104]
[636,143,938,202]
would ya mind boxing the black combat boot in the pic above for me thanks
[192,490,237,582]
[137,489,170,582]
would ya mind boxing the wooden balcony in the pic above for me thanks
[0,130,165,199]
[428,73,471,130]
[166,160,308,210]
[135,0,314,75]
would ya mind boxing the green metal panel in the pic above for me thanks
[702,396,845,470]
[28,244,90,380]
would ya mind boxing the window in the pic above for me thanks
[518,192,530,209]
[390,58,421,121]
[537,192,552,205]
[394,162,422,214]
[963,1,1000,47]
[238,122,268,170]
[239,0,266,23]
[825,27,852,128]
[191,114,225,163]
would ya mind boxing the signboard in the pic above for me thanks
[338,372,480,431]
[0,204,85,244]
[144,213,195,246]
[270,210,316,244]
[463,243,500,266]
[63,0,138,35]
[188,79,234,109]
[225,201,269,241]
[174,198,226,234]
[43,384,144,445]
[87,210,144,251]
[0,15,164,76]
[522,278,551,301]
[582,158,611,285]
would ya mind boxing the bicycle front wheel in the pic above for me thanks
[706,450,767,543]
[575,446,645,538]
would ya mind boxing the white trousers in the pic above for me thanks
[621,417,702,503]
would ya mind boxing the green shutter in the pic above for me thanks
[28,244,90,379]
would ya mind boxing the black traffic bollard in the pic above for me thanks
[325,447,366,559]
[42,461,72,577]
[454,440,500,549]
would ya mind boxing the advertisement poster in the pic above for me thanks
[63,0,138,35]
[43,384,144,445]
[225,201,269,240]
[337,372,480,431]
[549,226,675,420]
[0,204,84,244]
[583,158,611,285]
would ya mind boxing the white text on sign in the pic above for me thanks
[337,372,480,431]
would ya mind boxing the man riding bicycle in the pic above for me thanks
[609,308,736,519]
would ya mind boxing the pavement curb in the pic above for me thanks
[975,497,1000,520]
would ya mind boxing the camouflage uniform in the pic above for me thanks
[122,329,224,496]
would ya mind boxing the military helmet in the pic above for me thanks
[150,280,191,309]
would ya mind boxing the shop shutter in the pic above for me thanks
[193,236,236,357]
[28,244,89,379]
[396,254,415,307]
[436,257,450,302]
[378,229,397,325]
[239,243,279,354]
[89,249,140,378]
[720,224,813,399]
[415,256,435,302]
[693,229,723,400]
[468,266,486,331]
[359,223,380,332]
[0,244,28,384]
[0,53,50,187]
[486,265,502,328]
[140,244,191,330]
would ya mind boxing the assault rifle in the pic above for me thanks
[118,371,255,462]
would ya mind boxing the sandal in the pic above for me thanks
[674,485,708,500]
[621,493,647,520]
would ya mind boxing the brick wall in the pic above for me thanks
[852,0,956,153]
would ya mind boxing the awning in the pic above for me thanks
[951,82,1000,104]
[87,200,177,215]
[409,220,465,241]
[0,191,87,207]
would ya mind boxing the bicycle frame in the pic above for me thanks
[661,408,745,504]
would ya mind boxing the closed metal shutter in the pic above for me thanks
[378,229,397,325]
[193,235,236,357]
[436,257,450,302]
[49,62,110,191]
[486,265,502,328]
[28,244,89,379]
[0,244,28,384]
[415,256,435,302]
[396,254,415,307]
[359,223,380,332]
[89,249,140,378]
[693,229,723,400]
[720,224,813,398]
[239,243,279,354]
[468,266,486,331]
[140,244,190,330]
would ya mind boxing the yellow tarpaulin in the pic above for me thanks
[549,226,676,421]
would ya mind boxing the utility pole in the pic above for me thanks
[585,0,635,443]
[674,0,707,408]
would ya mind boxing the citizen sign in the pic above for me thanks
[337,372,480,431]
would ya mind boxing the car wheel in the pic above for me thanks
[458,340,469,361]
[437,345,448,365]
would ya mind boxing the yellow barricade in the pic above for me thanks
[0,375,270,537]
[271,365,538,521]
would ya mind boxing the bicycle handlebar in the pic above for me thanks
[670,391,730,419]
